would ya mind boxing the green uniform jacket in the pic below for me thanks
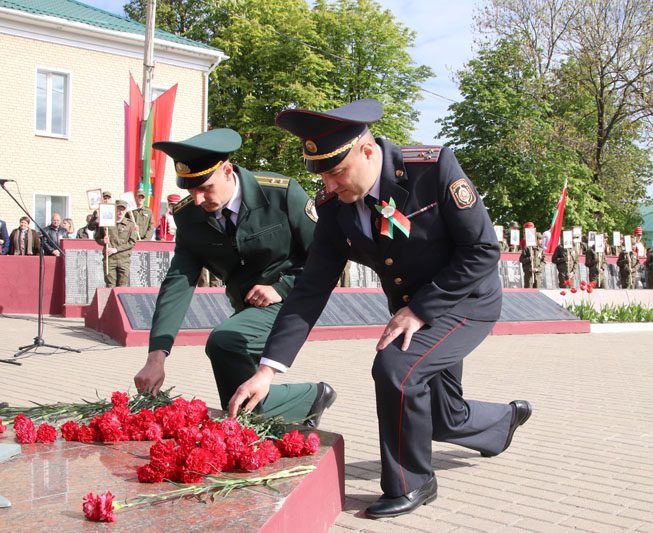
[149,167,316,353]
[94,218,137,259]
[127,206,155,240]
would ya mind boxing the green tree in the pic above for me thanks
[439,39,591,229]
[124,0,433,193]
[475,0,653,231]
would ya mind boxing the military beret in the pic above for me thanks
[153,129,242,189]
[167,194,181,204]
[634,226,643,235]
[275,99,384,173]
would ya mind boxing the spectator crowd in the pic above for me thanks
[2,202,653,290]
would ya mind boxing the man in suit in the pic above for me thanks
[230,99,532,518]
[133,128,335,426]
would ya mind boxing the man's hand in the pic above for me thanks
[245,284,282,308]
[107,247,118,255]
[376,306,425,352]
[52,250,61,257]
[228,365,278,417]
[134,350,167,395]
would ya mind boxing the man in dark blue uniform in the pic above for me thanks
[230,100,532,518]
[134,128,336,426]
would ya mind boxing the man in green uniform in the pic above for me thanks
[520,232,546,288]
[552,240,578,288]
[585,242,608,288]
[127,184,155,240]
[133,128,335,426]
[646,247,653,289]
[95,200,137,287]
[617,248,639,289]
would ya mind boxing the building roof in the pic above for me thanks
[0,0,220,52]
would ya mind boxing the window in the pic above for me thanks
[35,194,69,228]
[36,70,70,137]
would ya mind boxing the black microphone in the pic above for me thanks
[0,179,15,184]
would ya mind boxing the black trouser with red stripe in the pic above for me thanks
[371,314,512,497]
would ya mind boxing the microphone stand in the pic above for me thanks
[0,182,81,365]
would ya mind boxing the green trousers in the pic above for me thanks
[205,303,317,423]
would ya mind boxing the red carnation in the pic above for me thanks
[82,491,116,522]
[144,423,163,442]
[587,287,593,293]
[570,287,577,294]
[564,279,572,287]
[36,423,58,443]
[560,290,566,296]
[589,281,597,288]
[303,432,320,455]
[186,399,208,426]
[219,418,242,437]
[0,418,6,434]
[111,391,129,408]
[60,421,80,441]
[276,430,306,458]
[77,424,98,443]
[137,463,165,483]
[14,414,37,444]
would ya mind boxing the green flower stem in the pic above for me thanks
[113,466,316,512]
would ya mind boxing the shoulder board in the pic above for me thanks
[315,187,336,207]
[401,145,442,163]
[254,173,290,188]
[172,195,194,215]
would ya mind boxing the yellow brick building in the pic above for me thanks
[0,0,226,233]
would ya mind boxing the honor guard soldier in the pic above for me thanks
[585,241,608,288]
[95,200,137,287]
[133,128,335,427]
[229,100,532,519]
[552,238,578,288]
[617,247,639,289]
[127,183,155,240]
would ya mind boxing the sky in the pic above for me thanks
[83,0,480,145]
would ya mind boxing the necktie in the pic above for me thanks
[364,195,380,242]
[221,207,237,238]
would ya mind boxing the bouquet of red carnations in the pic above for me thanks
[0,390,320,522]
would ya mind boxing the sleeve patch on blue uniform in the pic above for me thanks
[305,198,318,222]
[449,178,476,209]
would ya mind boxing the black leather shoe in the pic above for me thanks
[481,400,532,457]
[304,382,337,428]
[366,476,437,519]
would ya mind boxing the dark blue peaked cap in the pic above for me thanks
[275,99,384,173]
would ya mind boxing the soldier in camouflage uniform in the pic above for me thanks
[95,200,137,287]
[552,242,578,288]
[646,247,653,289]
[585,243,608,288]
[617,248,639,289]
[519,232,546,288]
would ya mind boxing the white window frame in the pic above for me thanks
[33,192,71,228]
[35,67,72,139]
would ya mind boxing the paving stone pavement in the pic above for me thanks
[0,314,651,532]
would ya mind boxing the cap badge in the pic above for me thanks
[175,162,191,174]
[305,140,318,154]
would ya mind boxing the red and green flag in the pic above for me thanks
[546,178,568,254]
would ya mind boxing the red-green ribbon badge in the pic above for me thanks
[375,198,411,239]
